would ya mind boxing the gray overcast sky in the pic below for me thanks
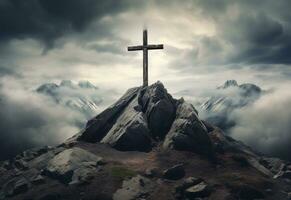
[0,0,291,159]
[1,0,291,92]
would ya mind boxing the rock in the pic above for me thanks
[287,192,291,200]
[184,181,211,199]
[259,157,286,175]
[14,159,28,170]
[3,178,29,197]
[13,178,29,195]
[69,163,96,185]
[139,81,176,139]
[163,164,185,180]
[101,96,152,152]
[113,175,156,200]
[31,175,45,185]
[79,87,141,142]
[44,147,102,183]
[274,170,291,179]
[175,177,203,197]
[144,167,158,177]
[163,99,214,157]
[21,150,38,161]
[2,161,13,170]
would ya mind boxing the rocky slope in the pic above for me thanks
[0,82,291,200]
[200,80,262,131]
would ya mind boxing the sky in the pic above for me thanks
[0,0,291,160]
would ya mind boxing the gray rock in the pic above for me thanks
[69,164,96,185]
[14,159,28,170]
[31,175,45,185]
[101,97,152,151]
[144,167,158,177]
[184,181,211,199]
[44,147,102,183]
[163,164,185,180]
[3,177,29,197]
[139,81,176,139]
[79,87,141,142]
[274,170,291,179]
[13,178,29,195]
[113,175,156,200]
[163,99,214,157]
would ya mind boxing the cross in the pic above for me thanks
[128,29,164,87]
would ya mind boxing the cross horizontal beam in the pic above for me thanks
[128,44,164,51]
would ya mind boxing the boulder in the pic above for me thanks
[101,97,152,152]
[163,164,185,180]
[79,87,140,142]
[3,177,30,197]
[163,99,214,157]
[139,81,176,139]
[69,162,99,185]
[113,175,156,200]
[144,167,159,177]
[31,175,45,185]
[44,147,102,183]
[184,181,211,199]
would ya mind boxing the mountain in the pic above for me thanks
[200,80,262,131]
[36,80,102,121]
[0,82,290,200]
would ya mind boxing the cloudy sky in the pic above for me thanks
[1,0,291,160]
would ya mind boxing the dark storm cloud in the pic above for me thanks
[0,0,134,48]
[165,0,291,69]
[206,0,291,65]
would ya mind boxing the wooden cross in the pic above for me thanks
[128,29,164,87]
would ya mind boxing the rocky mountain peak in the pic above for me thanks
[218,80,238,89]
[78,81,214,157]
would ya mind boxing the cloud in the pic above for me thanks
[230,84,291,160]
[0,77,82,160]
[0,0,139,49]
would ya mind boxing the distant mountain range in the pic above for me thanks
[36,80,103,126]
[200,80,262,131]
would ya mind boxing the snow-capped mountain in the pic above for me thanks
[200,80,262,131]
[36,80,103,121]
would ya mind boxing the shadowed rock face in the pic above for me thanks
[78,81,213,156]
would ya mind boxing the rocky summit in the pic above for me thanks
[1,82,291,200]
[78,81,214,157]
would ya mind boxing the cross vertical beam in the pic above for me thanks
[128,29,164,87]
[143,30,148,87]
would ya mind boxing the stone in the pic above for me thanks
[13,178,29,195]
[101,96,152,152]
[113,175,156,200]
[14,159,28,170]
[3,178,29,197]
[144,168,158,177]
[44,147,102,184]
[31,175,45,185]
[274,170,291,179]
[69,164,96,185]
[139,82,176,139]
[184,181,211,199]
[79,87,141,142]
[163,99,214,157]
[163,164,185,180]
[175,177,204,199]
